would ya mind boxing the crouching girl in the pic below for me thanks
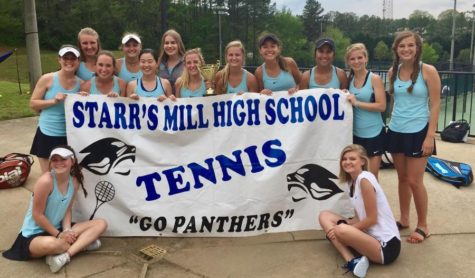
[3,145,107,273]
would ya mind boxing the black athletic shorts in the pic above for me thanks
[386,124,436,157]
[381,236,401,264]
[353,128,386,157]
[30,127,67,158]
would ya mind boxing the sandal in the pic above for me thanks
[406,228,431,244]
[396,221,409,230]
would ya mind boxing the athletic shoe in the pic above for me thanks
[85,239,102,251]
[45,252,70,273]
[344,256,369,278]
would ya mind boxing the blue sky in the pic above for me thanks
[273,0,474,19]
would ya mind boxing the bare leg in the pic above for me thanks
[406,157,429,243]
[68,219,107,256]
[392,153,411,227]
[319,211,382,263]
[29,236,71,258]
[38,157,50,174]
[368,156,382,180]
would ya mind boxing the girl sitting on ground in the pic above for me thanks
[3,146,108,273]
[319,144,400,278]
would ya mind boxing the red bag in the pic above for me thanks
[0,153,34,189]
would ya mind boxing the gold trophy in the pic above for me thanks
[200,60,220,96]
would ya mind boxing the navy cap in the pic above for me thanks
[315,38,335,51]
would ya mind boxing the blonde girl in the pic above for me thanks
[345,43,386,179]
[215,40,258,94]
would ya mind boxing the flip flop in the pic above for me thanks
[407,228,431,244]
[396,221,409,230]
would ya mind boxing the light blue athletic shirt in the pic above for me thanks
[89,76,120,95]
[20,172,74,237]
[309,66,341,89]
[350,72,384,138]
[180,79,206,97]
[389,65,429,133]
[261,63,296,91]
[226,70,248,94]
[135,77,165,98]
[76,61,95,81]
[38,72,80,136]
[118,58,143,83]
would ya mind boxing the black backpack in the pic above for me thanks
[441,120,470,143]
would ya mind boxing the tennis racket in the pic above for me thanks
[89,181,115,220]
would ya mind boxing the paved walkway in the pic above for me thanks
[0,117,474,277]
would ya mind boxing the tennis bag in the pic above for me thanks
[0,153,34,189]
[440,120,470,143]
[425,156,473,188]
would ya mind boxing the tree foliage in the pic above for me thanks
[374,41,391,61]
[2,0,475,70]
[301,0,324,42]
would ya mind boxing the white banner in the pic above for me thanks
[66,89,354,237]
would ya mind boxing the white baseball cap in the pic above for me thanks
[122,34,141,44]
[49,147,74,160]
[58,46,80,58]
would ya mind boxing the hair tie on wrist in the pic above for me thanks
[337,219,348,225]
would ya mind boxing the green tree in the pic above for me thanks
[321,26,351,65]
[374,41,391,61]
[422,43,439,64]
[268,9,312,66]
[301,0,324,42]
[408,10,436,34]
[455,48,470,63]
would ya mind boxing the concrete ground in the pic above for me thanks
[0,116,474,278]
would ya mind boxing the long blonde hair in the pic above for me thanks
[176,48,205,89]
[345,43,368,86]
[158,29,186,65]
[77,27,101,61]
[389,30,423,94]
[338,144,370,183]
[218,40,246,92]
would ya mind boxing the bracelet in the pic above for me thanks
[337,219,348,225]
[56,231,61,238]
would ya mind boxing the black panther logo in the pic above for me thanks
[287,164,343,202]
[79,138,136,176]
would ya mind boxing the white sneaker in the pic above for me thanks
[351,256,369,278]
[85,239,102,251]
[45,252,70,273]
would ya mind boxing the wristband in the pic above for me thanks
[337,219,348,225]
[56,231,61,238]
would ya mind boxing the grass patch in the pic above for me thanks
[0,81,35,120]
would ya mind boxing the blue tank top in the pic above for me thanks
[309,66,341,89]
[118,58,143,83]
[89,76,120,95]
[349,72,384,138]
[76,61,95,81]
[389,65,429,133]
[180,79,206,97]
[135,77,165,98]
[21,172,74,237]
[226,70,248,94]
[261,63,296,92]
[38,72,80,136]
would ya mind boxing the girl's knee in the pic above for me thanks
[318,210,333,226]
[334,224,351,238]
[94,218,108,233]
